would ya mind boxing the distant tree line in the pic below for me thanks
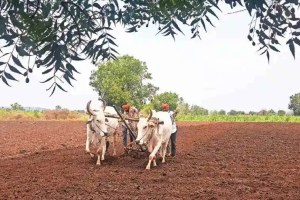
[175,104,289,116]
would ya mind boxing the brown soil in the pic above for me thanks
[0,121,300,199]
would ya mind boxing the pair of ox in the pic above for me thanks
[85,100,174,170]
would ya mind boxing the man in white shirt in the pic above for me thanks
[162,103,178,157]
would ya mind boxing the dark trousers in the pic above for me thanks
[167,130,177,156]
[122,126,134,147]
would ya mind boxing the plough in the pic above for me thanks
[104,106,164,158]
[104,105,145,157]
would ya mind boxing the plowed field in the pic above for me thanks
[0,121,300,199]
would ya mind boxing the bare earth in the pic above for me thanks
[0,121,300,200]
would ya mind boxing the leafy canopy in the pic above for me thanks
[150,92,183,111]
[10,102,24,110]
[0,0,299,95]
[89,55,158,109]
[288,93,300,115]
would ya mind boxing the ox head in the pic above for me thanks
[86,99,108,137]
[135,110,157,146]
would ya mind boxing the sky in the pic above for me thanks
[0,4,300,112]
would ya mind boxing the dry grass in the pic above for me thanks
[0,109,88,121]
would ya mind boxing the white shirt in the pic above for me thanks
[169,110,177,133]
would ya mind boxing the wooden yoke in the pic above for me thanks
[148,117,164,125]
[105,113,164,124]
[104,113,139,122]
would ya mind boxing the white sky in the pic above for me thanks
[0,5,300,112]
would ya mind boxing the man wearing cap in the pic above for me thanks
[162,103,178,157]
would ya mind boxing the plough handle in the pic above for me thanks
[112,105,137,140]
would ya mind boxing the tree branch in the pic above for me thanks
[30,0,41,18]
[227,9,247,15]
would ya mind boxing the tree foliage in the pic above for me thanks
[10,102,24,110]
[150,92,182,111]
[277,109,286,116]
[55,105,62,110]
[0,0,299,94]
[218,109,226,115]
[176,102,190,115]
[90,55,158,109]
[288,93,300,115]
[227,109,238,115]
[190,105,209,115]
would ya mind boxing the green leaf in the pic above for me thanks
[207,7,219,20]
[81,39,95,53]
[40,51,54,65]
[172,20,184,35]
[294,37,300,46]
[71,55,85,61]
[4,71,18,81]
[200,19,207,32]
[40,76,54,83]
[8,64,23,75]
[260,30,270,39]
[42,3,51,18]
[16,46,30,57]
[39,43,52,56]
[288,40,295,59]
[3,40,14,47]
[93,2,102,10]
[66,63,80,74]
[46,82,55,91]
[112,0,119,10]
[106,37,118,46]
[292,32,300,36]
[2,76,11,87]
[0,61,5,66]
[190,18,201,26]
[267,51,270,63]
[205,16,215,27]
[49,85,56,97]
[56,83,67,92]
[268,45,280,52]
[63,72,74,87]
[126,26,137,33]
[259,49,267,55]
[12,55,25,69]
[42,67,54,74]
[245,1,253,16]
[207,0,222,12]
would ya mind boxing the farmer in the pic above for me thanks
[121,103,138,149]
[162,103,178,157]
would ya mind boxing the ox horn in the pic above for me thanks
[147,109,153,121]
[98,98,106,111]
[86,100,95,116]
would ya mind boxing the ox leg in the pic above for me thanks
[113,132,117,156]
[161,142,168,163]
[146,140,162,170]
[85,125,91,153]
[153,159,157,167]
[146,157,153,170]
[101,137,106,161]
[96,137,106,165]
[96,146,101,166]
[96,155,101,165]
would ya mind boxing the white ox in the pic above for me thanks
[85,99,119,165]
[103,106,119,156]
[136,110,172,170]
